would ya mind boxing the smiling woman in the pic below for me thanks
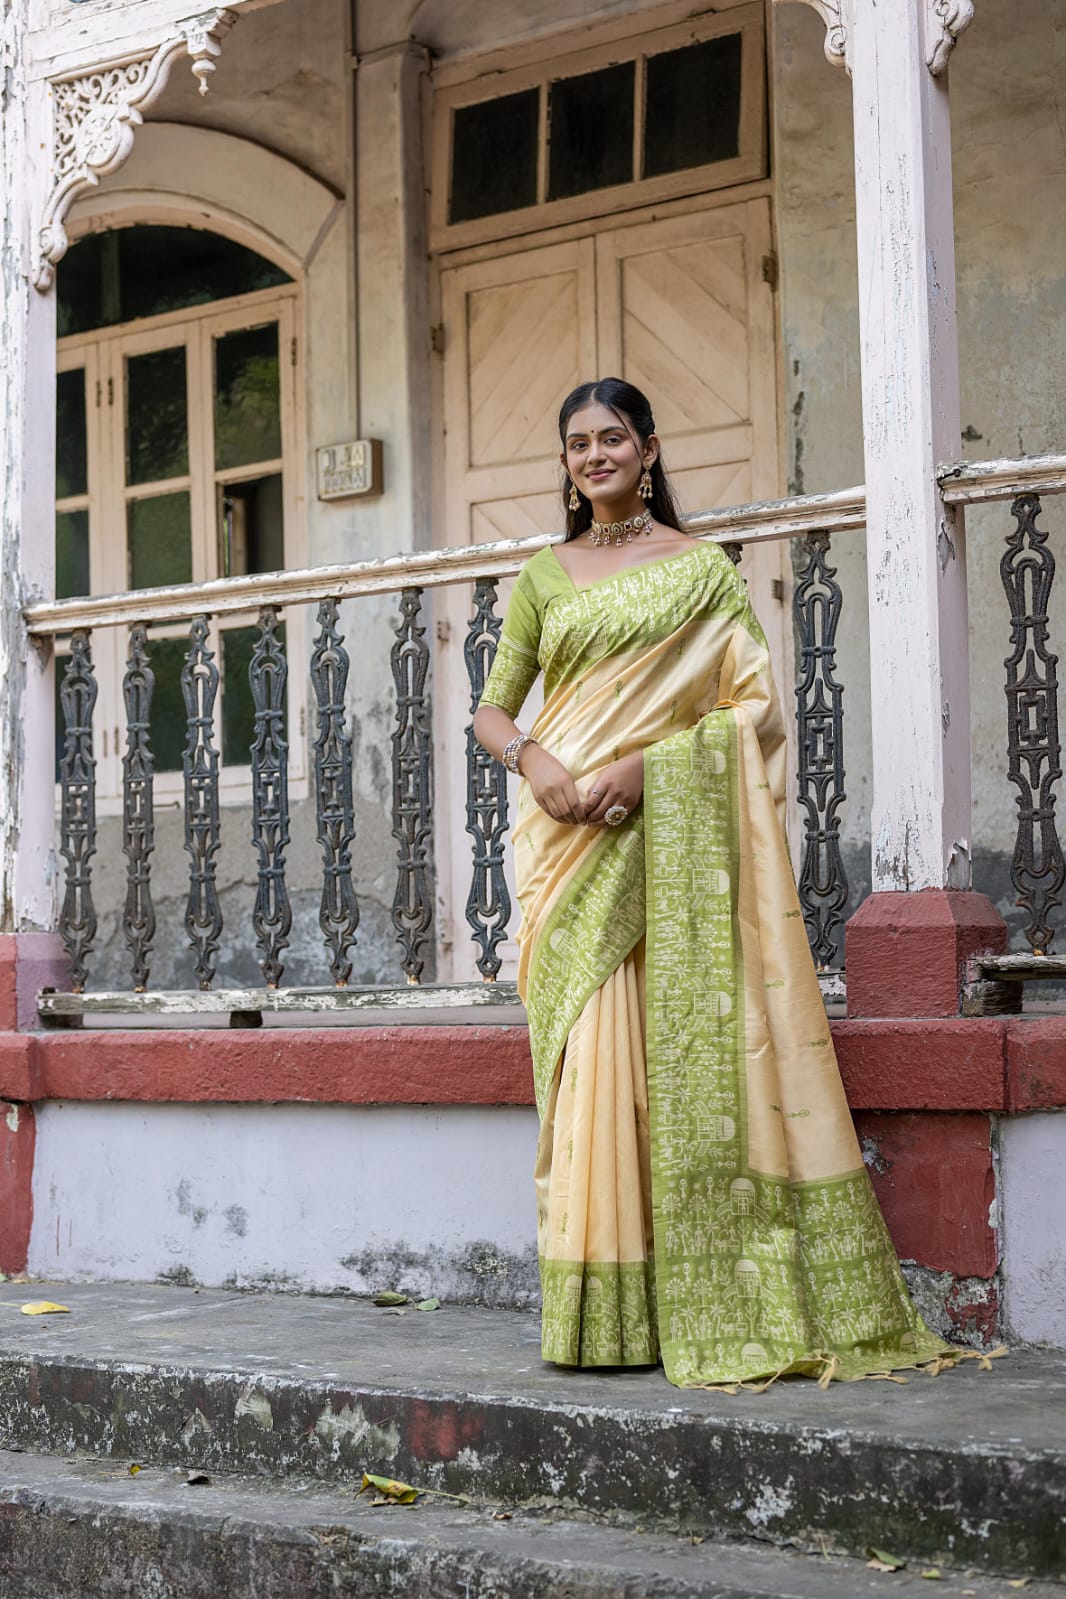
[472,377,953,1389]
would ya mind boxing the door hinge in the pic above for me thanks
[291,335,298,368]
[771,577,785,603]
[761,252,779,293]
[108,376,114,406]
[95,379,102,408]
[430,324,445,356]
[436,618,451,644]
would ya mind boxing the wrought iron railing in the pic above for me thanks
[940,451,1066,966]
[26,485,864,1018]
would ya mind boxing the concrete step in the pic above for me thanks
[0,1282,1063,1582]
[0,1448,1059,1599]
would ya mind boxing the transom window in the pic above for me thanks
[432,5,765,250]
[55,224,303,803]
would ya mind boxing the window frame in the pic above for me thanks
[56,281,306,811]
[430,4,766,254]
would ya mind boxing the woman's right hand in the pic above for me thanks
[519,744,586,825]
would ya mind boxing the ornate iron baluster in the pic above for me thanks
[1002,493,1064,953]
[249,606,291,986]
[391,588,433,982]
[58,631,98,993]
[121,624,156,990]
[311,598,359,985]
[793,530,849,969]
[464,578,511,979]
[182,616,223,989]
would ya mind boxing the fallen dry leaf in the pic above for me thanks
[19,1301,70,1317]
[416,1297,441,1312]
[359,1472,419,1505]
[919,1569,942,1580]
[372,1291,409,1308]
[1006,1581,1031,1590]
[866,1546,906,1572]
[128,1464,142,1477]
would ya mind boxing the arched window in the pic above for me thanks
[55,225,302,797]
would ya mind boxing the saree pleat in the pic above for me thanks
[480,540,952,1385]
[536,943,658,1366]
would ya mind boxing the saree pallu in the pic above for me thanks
[481,540,949,1385]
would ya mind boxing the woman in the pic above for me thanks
[473,378,949,1387]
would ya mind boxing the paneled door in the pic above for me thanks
[436,200,785,980]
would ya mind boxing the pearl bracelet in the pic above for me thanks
[502,732,535,774]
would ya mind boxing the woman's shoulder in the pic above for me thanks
[516,543,568,598]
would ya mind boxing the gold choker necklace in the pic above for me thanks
[588,511,652,547]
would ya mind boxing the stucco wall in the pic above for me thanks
[29,1100,541,1303]
[774,3,1066,946]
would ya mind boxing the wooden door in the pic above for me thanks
[595,198,788,661]
[436,240,597,980]
[435,202,787,980]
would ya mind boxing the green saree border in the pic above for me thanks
[643,711,950,1386]
[524,816,646,1117]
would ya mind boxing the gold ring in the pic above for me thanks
[604,804,629,827]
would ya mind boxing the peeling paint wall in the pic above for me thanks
[774,3,1066,934]
[28,1101,541,1304]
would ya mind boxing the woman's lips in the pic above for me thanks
[587,471,614,481]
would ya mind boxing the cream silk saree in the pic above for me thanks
[480,538,949,1386]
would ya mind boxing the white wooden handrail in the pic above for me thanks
[23,485,867,636]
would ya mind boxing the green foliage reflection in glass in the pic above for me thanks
[148,637,191,774]
[214,324,281,471]
[56,369,87,499]
[126,347,189,484]
[127,493,193,590]
[222,623,287,767]
[56,510,90,600]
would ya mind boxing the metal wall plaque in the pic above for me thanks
[316,439,383,501]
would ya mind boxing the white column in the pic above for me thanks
[849,1,971,892]
[0,1,59,933]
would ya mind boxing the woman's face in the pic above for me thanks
[562,402,653,510]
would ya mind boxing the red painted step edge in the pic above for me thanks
[0,1016,1062,1111]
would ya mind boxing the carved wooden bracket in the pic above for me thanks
[776,0,974,76]
[926,0,975,74]
[34,8,237,292]
[775,0,849,72]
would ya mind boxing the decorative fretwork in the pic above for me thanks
[249,607,291,987]
[121,625,156,990]
[391,589,434,982]
[34,9,237,291]
[1002,494,1064,954]
[793,531,849,969]
[58,632,98,993]
[464,580,511,979]
[181,616,223,989]
[311,599,359,985]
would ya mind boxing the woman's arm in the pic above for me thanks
[472,704,587,825]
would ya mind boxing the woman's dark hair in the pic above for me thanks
[558,377,684,541]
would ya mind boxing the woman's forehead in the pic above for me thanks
[565,402,630,439]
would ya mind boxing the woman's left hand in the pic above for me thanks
[584,751,644,826]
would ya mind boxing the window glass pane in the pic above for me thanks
[221,623,287,767]
[127,492,193,590]
[56,509,90,599]
[57,226,292,337]
[146,637,189,774]
[450,89,539,224]
[214,324,281,471]
[126,346,188,484]
[548,63,634,201]
[56,369,87,499]
[643,34,743,179]
[219,473,284,577]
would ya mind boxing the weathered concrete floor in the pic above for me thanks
[0,1282,1062,1581]
[0,1449,1059,1599]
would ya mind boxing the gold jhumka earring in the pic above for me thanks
[639,468,653,502]
[568,481,581,511]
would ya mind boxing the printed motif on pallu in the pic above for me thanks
[644,711,944,1385]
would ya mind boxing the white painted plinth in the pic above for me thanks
[1000,1113,1066,1348]
[29,1102,541,1303]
